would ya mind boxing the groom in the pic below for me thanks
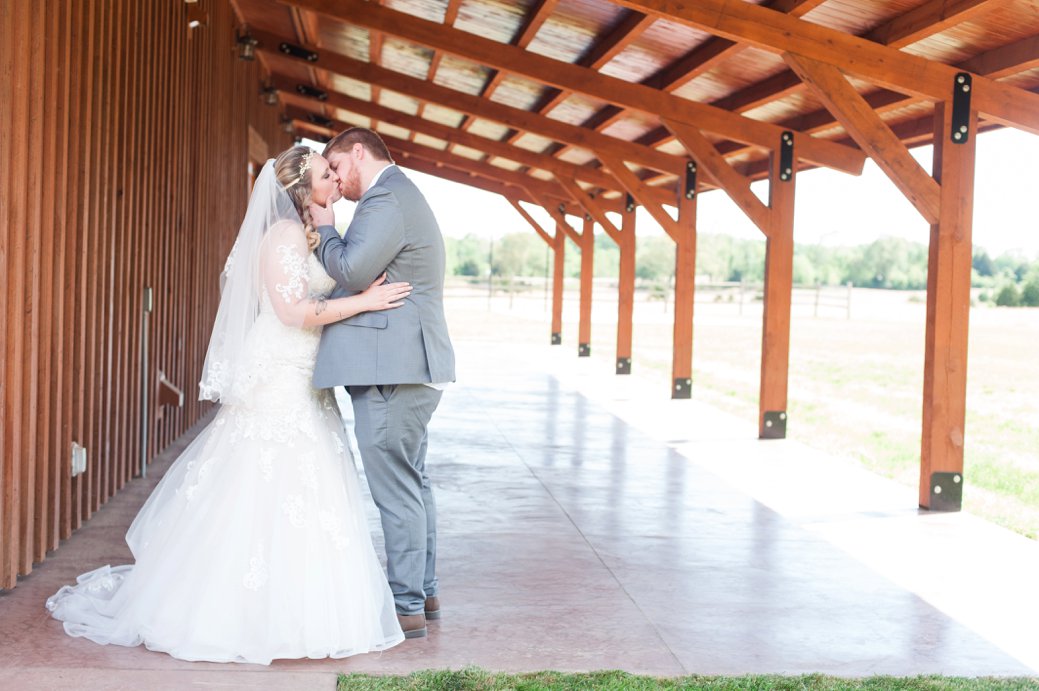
[310,128,455,639]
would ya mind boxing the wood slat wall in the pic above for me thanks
[0,0,289,590]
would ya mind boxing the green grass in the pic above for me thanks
[337,668,1039,691]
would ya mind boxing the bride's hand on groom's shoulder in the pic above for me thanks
[362,273,412,311]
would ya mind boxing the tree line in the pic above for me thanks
[445,232,1039,306]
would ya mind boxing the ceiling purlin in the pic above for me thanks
[636,15,1039,186]
[411,0,465,143]
[252,29,686,175]
[274,77,676,204]
[628,0,1024,185]
[453,0,562,157]
[279,0,865,175]
[540,0,825,165]
[610,0,1039,134]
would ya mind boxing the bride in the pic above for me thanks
[46,146,409,664]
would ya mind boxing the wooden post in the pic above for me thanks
[672,172,697,398]
[552,223,565,345]
[759,142,796,438]
[920,99,976,511]
[578,216,594,357]
[616,198,636,374]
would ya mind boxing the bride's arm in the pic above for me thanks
[260,226,410,329]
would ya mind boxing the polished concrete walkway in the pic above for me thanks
[2,339,1038,689]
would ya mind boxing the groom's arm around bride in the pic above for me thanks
[310,127,455,639]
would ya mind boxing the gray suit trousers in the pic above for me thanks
[348,383,442,615]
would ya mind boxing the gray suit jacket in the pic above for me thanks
[313,166,455,387]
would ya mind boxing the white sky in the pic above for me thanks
[314,127,1039,258]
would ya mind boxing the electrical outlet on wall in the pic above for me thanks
[71,442,87,477]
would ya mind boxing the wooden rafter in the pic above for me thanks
[276,80,677,206]
[610,0,1039,134]
[252,30,684,174]
[544,0,825,163]
[598,152,681,241]
[279,0,866,174]
[633,0,1015,164]
[412,0,463,142]
[783,52,940,224]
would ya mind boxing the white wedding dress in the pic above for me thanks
[46,237,404,664]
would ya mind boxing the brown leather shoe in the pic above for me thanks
[397,613,427,639]
[424,596,441,621]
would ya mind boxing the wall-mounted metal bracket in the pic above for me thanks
[951,72,972,145]
[307,113,335,128]
[673,377,692,399]
[280,42,319,62]
[616,357,632,375]
[551,332,561,345]
[778,131,794,182]
[929,471,963,511]
[684,161,697,199]
[296,83,328,101]
[578,343,590,357]
[761,410,787,438]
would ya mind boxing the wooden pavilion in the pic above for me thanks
[3,0,1039,591]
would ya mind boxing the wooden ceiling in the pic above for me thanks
[230,0,1039,213]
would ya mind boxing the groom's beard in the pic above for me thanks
[341,168,363,202]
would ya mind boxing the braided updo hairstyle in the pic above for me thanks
[274,145,322,250]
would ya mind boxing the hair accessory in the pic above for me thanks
[284,150,314,189]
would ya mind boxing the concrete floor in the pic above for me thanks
[1,339,1037,689]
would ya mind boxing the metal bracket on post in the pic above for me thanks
[625,193,635,213]
[279,41,319,62]
[295,83,328,101]
[551,332,561,345]
[578,343,590,357]
[761,410,787,439]
[673,377,692,399]
[684,161,697,200]
[929,472,964,511]
[951,72,972,144]
[778,131,794,182]
[616,357,632,375]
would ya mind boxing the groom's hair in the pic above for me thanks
[323,127,394,163]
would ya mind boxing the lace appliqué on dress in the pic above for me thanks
[274,244,307,303]
[243,544,269,592]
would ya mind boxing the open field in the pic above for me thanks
[445,278,1039,538]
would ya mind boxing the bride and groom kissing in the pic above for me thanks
[46,127,456,664]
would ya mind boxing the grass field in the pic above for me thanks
[445,279,1039,539]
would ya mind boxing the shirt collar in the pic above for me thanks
[364,163,396,194]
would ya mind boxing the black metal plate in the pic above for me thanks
[929,471,964,511]
[616,357,631,375]
[684,161,696,199]
[951,72,972,145]
[578,343,590,357]
[761,410,787,439]
[279,42,319,62]
[673,377,692,399]
[778,131,794,182]
[551,332,562,345]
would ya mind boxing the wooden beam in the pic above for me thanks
[253,30,684,175]
[864,0,1004,48]
[610,0,1039,135]
[555,176,623,245]
[551,224,565,345]
[671,189,696,399]
[784,52,941,225]
[506,196,554,247]
[276,79,675,205]
[920,101,976,510]
[663,118,770,234]
[758,156,797,438]
[577,215,594,357]
[279,0,866,174]
[598,152,681,241]
[615,203,636,375]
